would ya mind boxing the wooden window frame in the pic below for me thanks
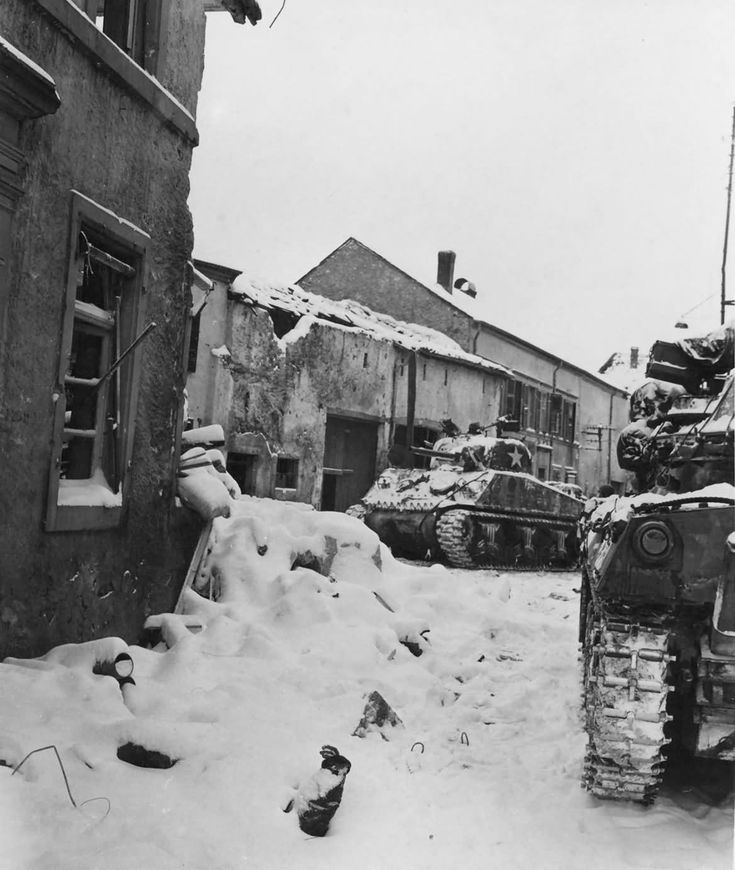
[45,191,149,532]
[74,0,165,75]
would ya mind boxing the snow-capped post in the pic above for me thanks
[293,745,351,837]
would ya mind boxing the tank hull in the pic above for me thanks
[362,471,582,567]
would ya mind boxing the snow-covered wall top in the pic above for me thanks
[229,275,514,378]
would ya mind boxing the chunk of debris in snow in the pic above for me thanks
[352,690,403,739]
[293,745,351,837]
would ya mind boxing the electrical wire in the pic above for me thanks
[11,744,111,819]
[269,0,286,27]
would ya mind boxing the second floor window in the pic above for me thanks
[75,0,163,72]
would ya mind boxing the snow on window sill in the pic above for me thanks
[57,475,122,508]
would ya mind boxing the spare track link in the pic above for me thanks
[582,615,673,804]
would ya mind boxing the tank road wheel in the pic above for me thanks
[435,510,476,568]
[582,616,672,805]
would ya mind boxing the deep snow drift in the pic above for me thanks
[0,497,732,870]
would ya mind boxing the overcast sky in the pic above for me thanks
[189,1,735,373]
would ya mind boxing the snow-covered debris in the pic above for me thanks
[0,497,731,869]
[180,423,225,447]
[291,745,351,837]
[177,446,233,519]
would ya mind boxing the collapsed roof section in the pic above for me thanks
[228,275,514,378]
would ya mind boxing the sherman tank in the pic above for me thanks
[579,323,735,804]
[347,423,583,569]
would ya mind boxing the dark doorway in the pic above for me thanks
[226,452,258,495]
[321,415,378,512]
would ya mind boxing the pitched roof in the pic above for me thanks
[301,237,628,394]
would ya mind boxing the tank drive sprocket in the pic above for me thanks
[582,613,672,804]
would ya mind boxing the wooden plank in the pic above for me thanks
[174,519,214,613]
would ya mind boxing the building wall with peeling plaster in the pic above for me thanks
[0,2,214,658]
[187,275,506,508]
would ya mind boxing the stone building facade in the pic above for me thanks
[0,2,256,658]
[187,264,511,511]
[299,238,629,494]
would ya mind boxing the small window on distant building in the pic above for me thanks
[226,452,258,495]
[276,457,299,489]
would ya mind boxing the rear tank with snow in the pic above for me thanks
[579,323,735,804]
[348,425,583,569]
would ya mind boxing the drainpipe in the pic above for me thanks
[607,391,614,485]
[407,351,417,453]
[550,358,562,473]
[389,347,398,447]
[471,321,481,355]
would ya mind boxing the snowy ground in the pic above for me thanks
[1,498,733,870]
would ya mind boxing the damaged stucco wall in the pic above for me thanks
[392,350,504,431]
[0,2,208,658]
[220,307,394,506]
[193,296,507,507]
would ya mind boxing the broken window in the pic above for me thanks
[46,192,149,531]
[275,457,299,490]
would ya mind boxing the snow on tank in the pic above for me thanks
[350,428,583,569]
[578,324,735,805]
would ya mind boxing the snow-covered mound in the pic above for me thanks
[0,499,731,869]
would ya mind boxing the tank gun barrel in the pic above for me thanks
[409,446,459,461]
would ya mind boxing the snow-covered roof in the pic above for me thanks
[229,275,514,377]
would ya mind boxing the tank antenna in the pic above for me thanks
[720,105,735,325]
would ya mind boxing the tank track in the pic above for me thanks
[582,613,673,804]
[434,509,476,568]
[435,507,578,570]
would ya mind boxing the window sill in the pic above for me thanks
[33,0,198,145]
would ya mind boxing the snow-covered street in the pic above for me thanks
[1,498,732,870]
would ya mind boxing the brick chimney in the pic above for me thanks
[437,250,456,294]
[630,347,639,369]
